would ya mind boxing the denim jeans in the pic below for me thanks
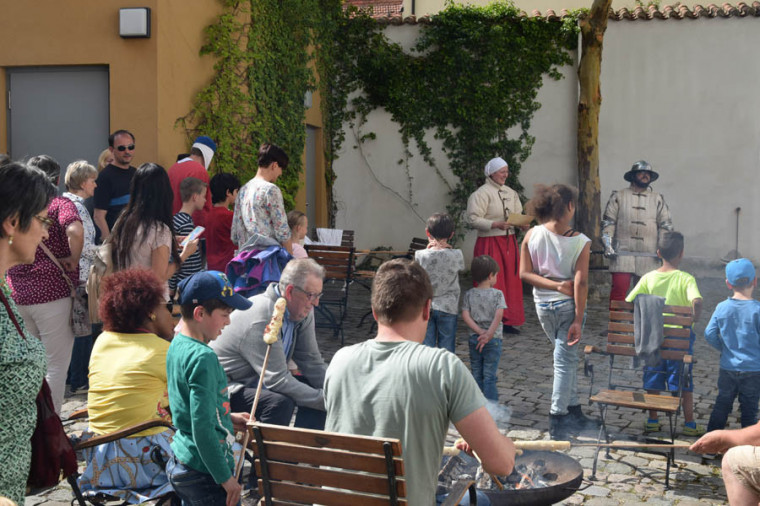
[536,299,584,415]
[708,369,760,431]
[166,456,239,506]
[423,309,458,353]
[468,335,503,401]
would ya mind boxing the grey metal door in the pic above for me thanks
[7,66,109,190]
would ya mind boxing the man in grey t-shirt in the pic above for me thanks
[325,259,515,505]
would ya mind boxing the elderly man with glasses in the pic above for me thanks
[210,258,328,430]
[93,129,137,242]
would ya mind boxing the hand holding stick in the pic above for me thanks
[234,297,287,481]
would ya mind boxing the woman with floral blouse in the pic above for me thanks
[231,143,293,254]
[0,160,57,504]
[62,160,99,392]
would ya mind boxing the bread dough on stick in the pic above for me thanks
[263,297,287,344]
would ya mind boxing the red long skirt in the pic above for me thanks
[473,234,525,326]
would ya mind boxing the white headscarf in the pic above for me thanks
[484,157,508,177]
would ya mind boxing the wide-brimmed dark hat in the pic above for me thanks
[624,160,659,183]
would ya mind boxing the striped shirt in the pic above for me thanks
[170,212,203,291]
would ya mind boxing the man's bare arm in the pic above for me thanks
[455,406,515,476]
[93,209,110,242]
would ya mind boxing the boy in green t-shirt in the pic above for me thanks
[626,231,705,436]
[166,271,253,506]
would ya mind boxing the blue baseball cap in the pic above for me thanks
[726,258,756,286]
[177,271,252,311]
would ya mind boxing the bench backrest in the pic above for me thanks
[305,245,355,281]
[407,237,427,256]
[607,300,693,361]
[249,422,407,506]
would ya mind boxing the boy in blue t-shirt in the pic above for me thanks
[626,231,704,436]
[165,271,252,506]
[705,258,760,431]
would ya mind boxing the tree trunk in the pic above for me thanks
[577,0,612,268]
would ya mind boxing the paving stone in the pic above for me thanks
[619,455,651,467]
[576,485,611,498]
[582,497,615,505]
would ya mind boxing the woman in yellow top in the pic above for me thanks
[79,268,176,503]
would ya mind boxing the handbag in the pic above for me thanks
[0,289,78,489]
[40,243,90,337]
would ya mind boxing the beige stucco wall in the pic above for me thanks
[0,0,160,163]
[332,17,760,273]
[0,0,327,224]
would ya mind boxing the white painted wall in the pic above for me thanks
[598,18,760,273]
[332,17,760,274]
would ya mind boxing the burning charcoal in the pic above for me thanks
[475,468,491,490]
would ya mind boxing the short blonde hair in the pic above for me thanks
[97,148,112,172]
[64,160,98,191]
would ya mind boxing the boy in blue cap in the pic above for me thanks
[165,271,252,506]
[705,258,760,432]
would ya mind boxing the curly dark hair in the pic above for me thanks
[99,268,164,333]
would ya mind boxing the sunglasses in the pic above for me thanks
[116,144,136,152]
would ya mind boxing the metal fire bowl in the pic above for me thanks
[483,450,584,506]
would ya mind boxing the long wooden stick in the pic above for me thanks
[250,345,273,420]
[574,443,693,449]
[234,344,273,480]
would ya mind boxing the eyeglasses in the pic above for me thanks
[165,301,174,314]
[116,144,136,152]
[293,285,322,302]
[34,214,54,230]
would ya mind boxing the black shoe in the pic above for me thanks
[549,413,572,440]
[502,325,521,335]
[567,405,601,431]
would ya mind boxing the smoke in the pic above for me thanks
[485,400,513,431]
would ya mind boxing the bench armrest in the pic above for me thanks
[584,345,605,355]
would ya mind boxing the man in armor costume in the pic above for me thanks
[601,160,673,302]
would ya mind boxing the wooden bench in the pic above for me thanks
[248,422,476,506]
[584,299,694,488]
[305,244,355,345]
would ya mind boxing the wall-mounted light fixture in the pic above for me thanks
[119,8,151,38]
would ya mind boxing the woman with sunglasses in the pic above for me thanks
[6,155,84,415]
[466,157,527,335]
[0,161,57,504]
[108,163,198,301]
[78,268,176,503]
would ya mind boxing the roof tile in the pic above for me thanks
[349,1,760,22]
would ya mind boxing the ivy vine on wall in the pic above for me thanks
[326,2,580,234]
[177,0,343,210]
[180,0,578,228]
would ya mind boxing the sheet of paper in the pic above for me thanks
[507,213,534,226]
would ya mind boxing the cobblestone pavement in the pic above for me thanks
[31,274,742,505]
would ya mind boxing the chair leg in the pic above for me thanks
[66,474,87,506]
[590,404,608,480]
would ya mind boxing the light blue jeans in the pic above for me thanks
[423,309,458,353]
[535,299,585,416]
